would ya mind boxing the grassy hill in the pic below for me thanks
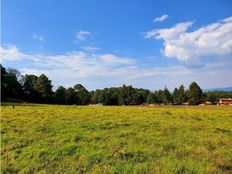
[1,105,232,173]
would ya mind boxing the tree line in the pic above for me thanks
[1,64,232,105]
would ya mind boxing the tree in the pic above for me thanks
[89,91,94,103]
[129,89,141,105]
[173,85,186,105]
[118,85,129,105]
[104,88,119,105]
[7,68,23,81]
[91,89,102,104]
[146,93,156,104]
[91,86,148,105]
[201,92,207,103]
[54,86,66,104]
[177,85,186,104]
[3,64,232,106]
[74,84,90,105]
[34,74,53,103]
[1,65,8,100]
[102,88,110,105]
[118,85,142,105]
[1,65,23,100]
[23,74,39,102]
[65,87,75,104]
[206,92,217,104]
[172,88,179,105]
[154,90,163,104]
[162,87,172,104]
[188,82,202,105]
[137,88,150,104]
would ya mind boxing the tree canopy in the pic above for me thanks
[188,82,202,105]
[1,64,232,105]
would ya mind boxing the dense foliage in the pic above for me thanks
[1,64,232,105]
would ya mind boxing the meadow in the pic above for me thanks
[1,105,232,174]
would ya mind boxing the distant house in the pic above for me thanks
[219,98,232,105]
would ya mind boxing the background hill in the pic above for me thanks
[203,87,232,92]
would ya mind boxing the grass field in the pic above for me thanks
[1,105,232,174]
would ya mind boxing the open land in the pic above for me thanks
[1,105,232,173]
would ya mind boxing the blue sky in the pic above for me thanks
[1,0,232,90]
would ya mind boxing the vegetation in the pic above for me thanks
[188,82,203,105]
[1,105,232,173]
[1,64,232,105]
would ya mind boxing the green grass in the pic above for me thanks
[1,105,232,174]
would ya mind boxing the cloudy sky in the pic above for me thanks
[1,0,232,90]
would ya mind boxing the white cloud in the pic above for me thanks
[145,21,194,40]
[153,14,169,23]
[81,46,100,52]
[145,16,232,61]
[33,34,44,41]
[0,45,25,62]
[76,30,91,41]
[19,61,232,91]
[98,54,134,65]
[1,44,231,90]
[0,45,134,78]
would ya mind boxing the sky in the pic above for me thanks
[1,0,232,91]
